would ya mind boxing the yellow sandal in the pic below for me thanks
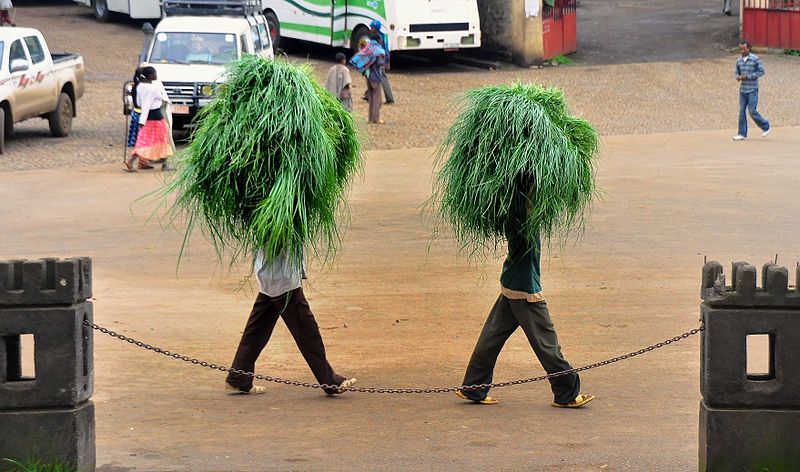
[455,390,498,405]
[551,393,595,408]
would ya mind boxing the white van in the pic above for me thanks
[139,0,274,130]
[262,0,481,54]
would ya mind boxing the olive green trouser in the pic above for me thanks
[461,296,580,404]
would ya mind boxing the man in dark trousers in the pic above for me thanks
[456,210,594,407]
[732,40,770,141]
[225,249,356,395]
[363,19,394,104]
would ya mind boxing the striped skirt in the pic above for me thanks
[127,109,141,148]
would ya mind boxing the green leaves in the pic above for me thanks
[164,56,362,264]
[431,83,598,255]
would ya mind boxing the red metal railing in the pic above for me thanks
[743,0,800,49]
[542,0,577,60]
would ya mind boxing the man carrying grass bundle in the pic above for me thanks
[432,83,599,407]
[164,56,361,396]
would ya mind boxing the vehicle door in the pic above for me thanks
[308,0,331,44]
[6,38,36,120]
[128,0,162,18]
[23,34,57,116]
[249,22,265,58]
[255,16,274,58]
[106,0,129,14]
[331,0,346,47]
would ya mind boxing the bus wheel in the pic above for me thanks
[91,0,111,22]
[266,11,293,52]
[351,26,371,54]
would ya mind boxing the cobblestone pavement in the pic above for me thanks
[1,3,799,171]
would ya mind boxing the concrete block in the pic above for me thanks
[701,305,800,409]
[0,303,93,408]
[699,402,800,471]
[0,401,95,472]
[701,260,800,307]
[0,258,92,307]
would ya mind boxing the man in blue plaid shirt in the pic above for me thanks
[733,40,770,141]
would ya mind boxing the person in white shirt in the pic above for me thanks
[0,0,14,26]
[224,249,357,395]
[125,67,173,172]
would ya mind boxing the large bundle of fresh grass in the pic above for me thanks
[432,83,598,253]
[165,56,361,263]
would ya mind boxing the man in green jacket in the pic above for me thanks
[457,216,594,407]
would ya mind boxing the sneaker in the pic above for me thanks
[761,128,770,138]
[732,135,747,141]
[225,382,267,395]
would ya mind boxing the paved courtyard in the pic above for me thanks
[1,2,799,170]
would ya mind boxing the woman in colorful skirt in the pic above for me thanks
[125,67,173,172]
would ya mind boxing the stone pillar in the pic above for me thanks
[0,258,95,472]
[699,261,800,471]
[477,0,545,66]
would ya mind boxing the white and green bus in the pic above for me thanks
[261,0,481,54]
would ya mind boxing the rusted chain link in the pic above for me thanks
[86,320,704,394]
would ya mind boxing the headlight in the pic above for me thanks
[200,84,214,97]
[460,35,475,45]
[406,37,421,48]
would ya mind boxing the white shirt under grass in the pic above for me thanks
[254,250,303,297]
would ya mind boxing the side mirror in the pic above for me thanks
[10,59,29,73]
[139,22,155,64]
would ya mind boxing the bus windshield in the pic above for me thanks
[149,32,238,65]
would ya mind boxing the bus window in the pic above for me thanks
[239,35,249,55]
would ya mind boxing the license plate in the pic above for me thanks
[172,104,190,115]
[444,44,460,51]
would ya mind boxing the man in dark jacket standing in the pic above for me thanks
[368,19,395,104]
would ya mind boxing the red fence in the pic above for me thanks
[542,0,577,60]
[742,0,800,50]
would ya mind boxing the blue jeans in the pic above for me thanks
[738,90,770,137]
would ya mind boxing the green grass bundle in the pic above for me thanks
[165,56,361,264]
[432,83,598,254]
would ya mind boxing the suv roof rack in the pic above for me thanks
[163,0,261,17]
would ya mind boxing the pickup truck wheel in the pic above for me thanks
[91,0,111,22]
[48,93,74,138]
[0,109,5,155]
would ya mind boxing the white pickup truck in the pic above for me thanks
[0,28,85,154]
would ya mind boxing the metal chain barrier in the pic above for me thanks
[86,320,704,394]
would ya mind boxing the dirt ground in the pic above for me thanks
[2,127,800,471]
[3,1,800,471]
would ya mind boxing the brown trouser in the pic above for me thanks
[367,79,382,123]
[226,288,345,393]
